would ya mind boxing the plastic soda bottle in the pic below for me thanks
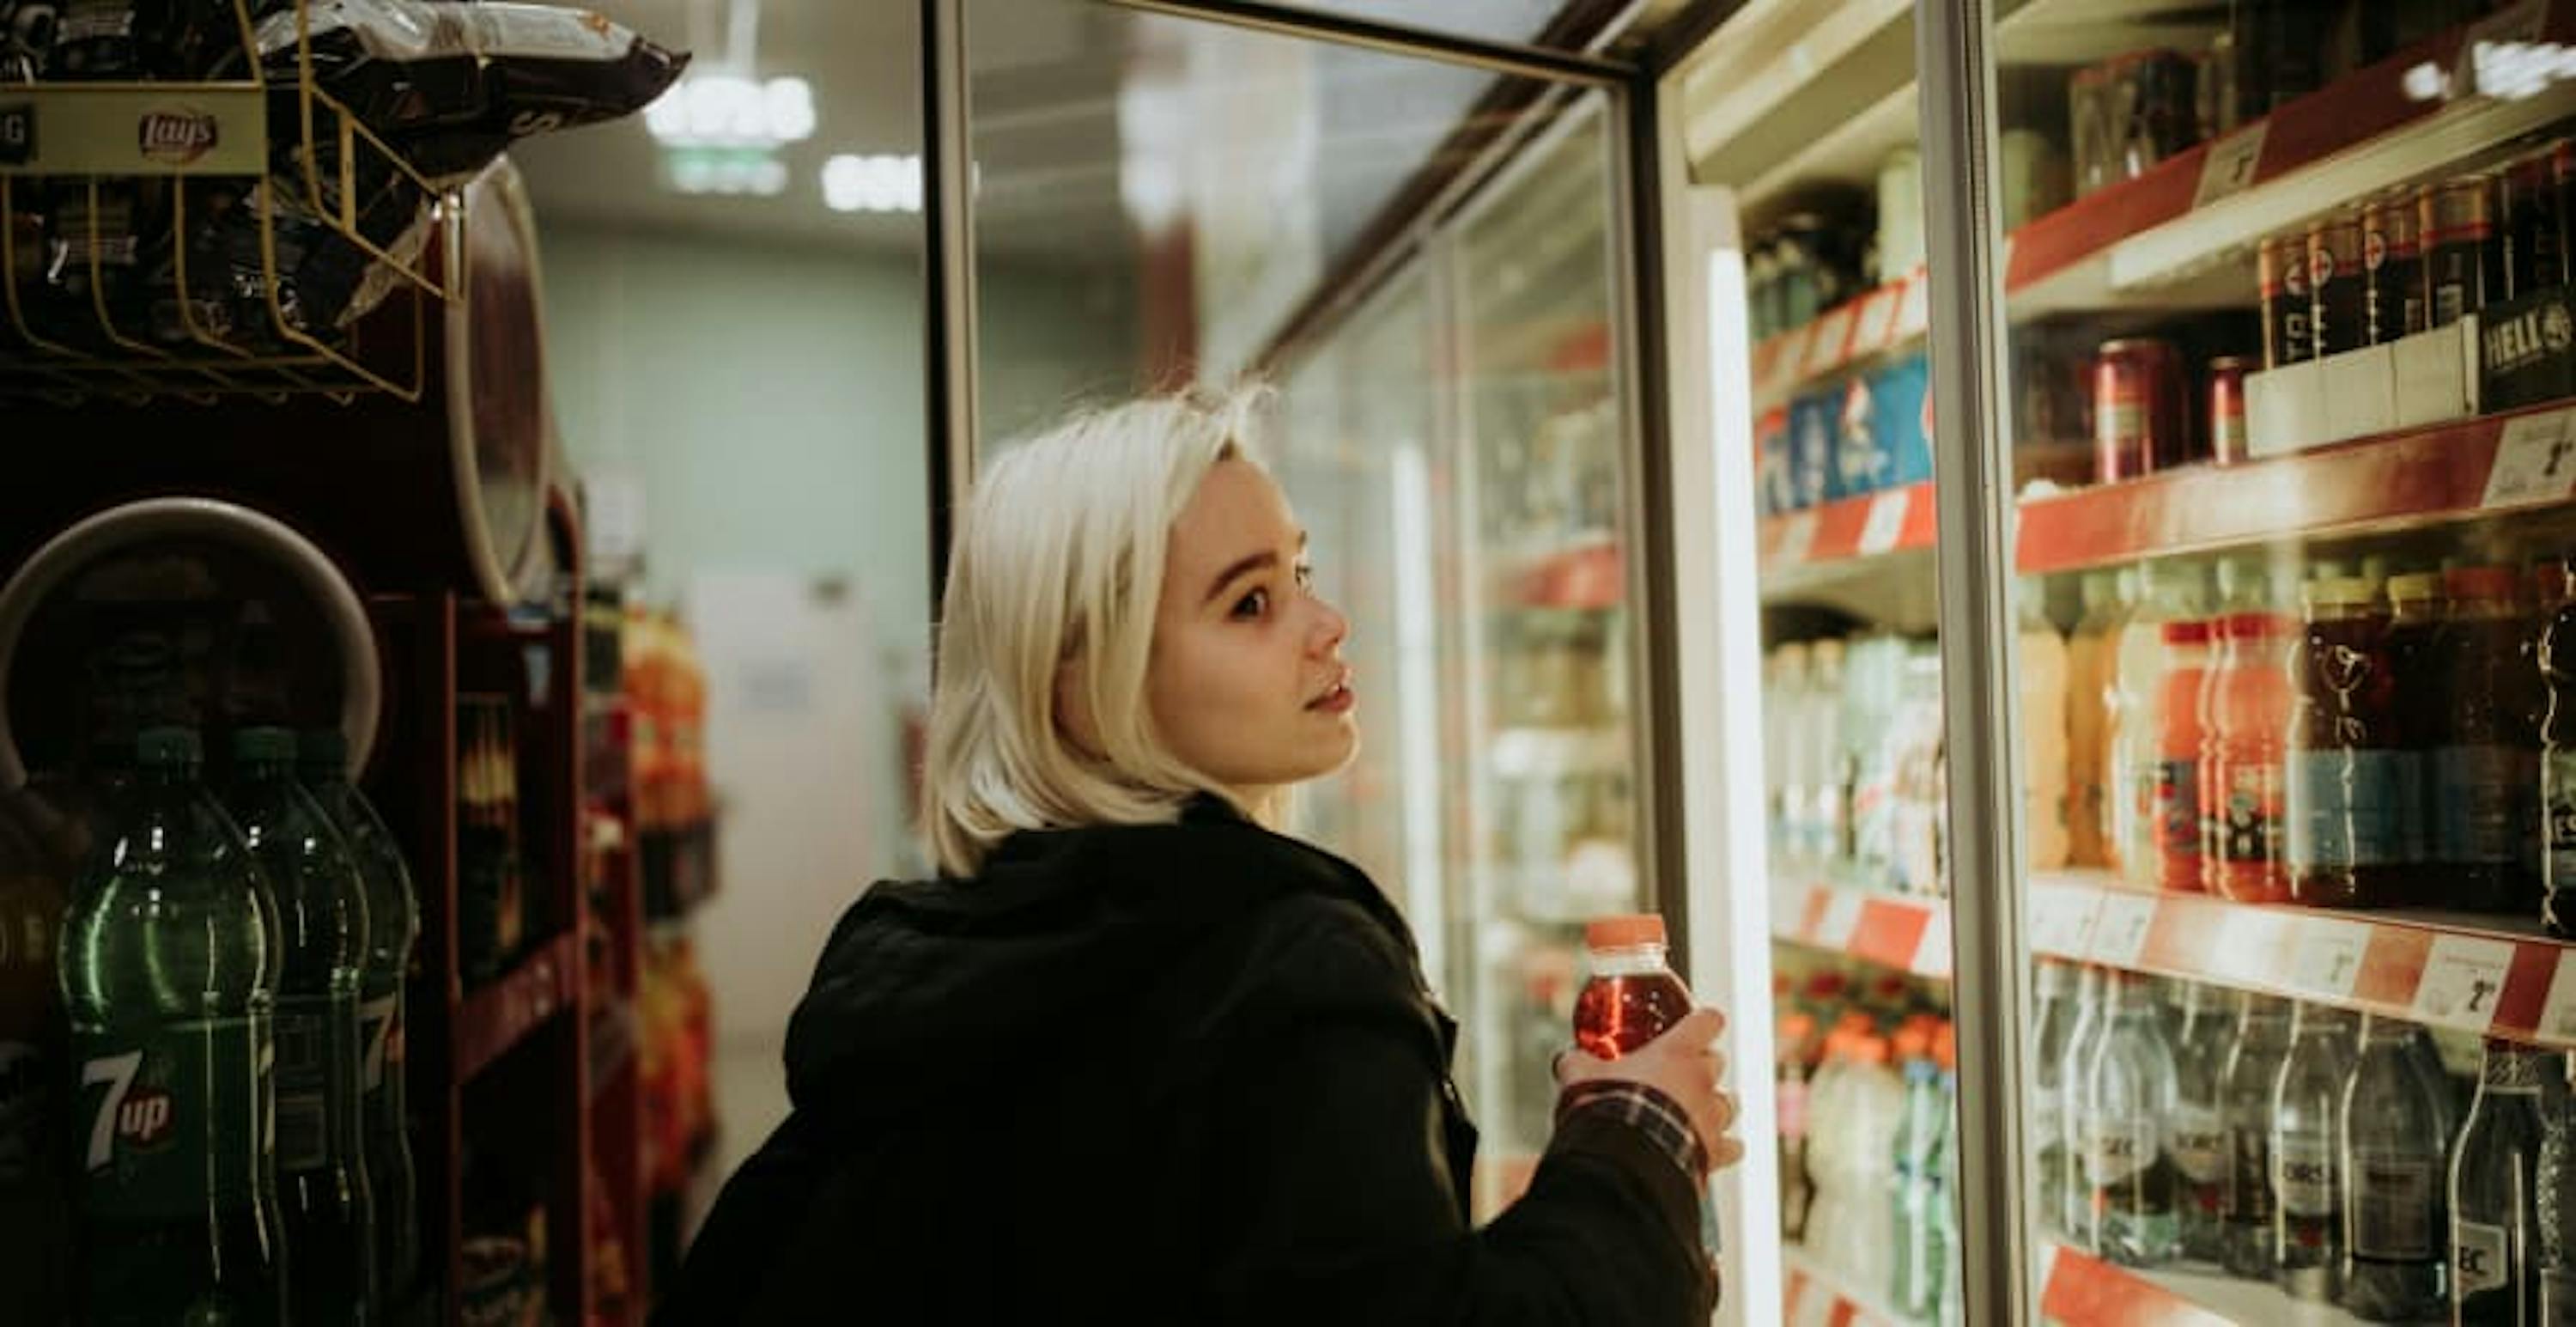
[1573,915,1721,1272]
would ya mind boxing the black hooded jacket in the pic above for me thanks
[653,796,1716,1324]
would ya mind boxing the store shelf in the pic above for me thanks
[2031,870,2576,1050]
[1772,880,1953,979]
[2038,1243,2351,1327]
[1782,1245,1913,1327]
[1499,535,1625,612]
[1758,484,1937,579]
[1750,275,1929,413]
[455,928,580,1086]
[2018,400,2576,573]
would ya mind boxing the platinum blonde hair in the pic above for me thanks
[923,386,1274,877]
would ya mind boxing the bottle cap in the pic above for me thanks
[2160,618,2211,645]
[1583,914,1667,951]
[1852,1036,1890,1067]
[2445,564,2523,603]
[232,726,298,764]
[137,727,201,767]
[1893,1025,1933,1062]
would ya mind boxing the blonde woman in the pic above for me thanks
[659,388,1740,1325]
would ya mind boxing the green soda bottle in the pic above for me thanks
[229,725,377,1324]
[301,727,421,1308]
[59,727,290,1324]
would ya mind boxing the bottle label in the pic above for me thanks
[2456,1219,2511,1294]
[73,1017,271,1214]
[2545,749,2576,885]
[359,992,401,1095]
[2085,1117,2158,1188]
[2349,1152,2439,1259]
[2227,1123,2275,1223]
[273,1001,331,1173]
[1777,1079,1808,1139]
[2155,757,2202,863]
[0,1039,52,1185]
[2218,762,2285,864]
[2436,745,2528,865]
[2031,1090,2063,1164]
[2288,748,2423,868]
[2169,1107,2228,1184]
[2275,1135,2335,1216]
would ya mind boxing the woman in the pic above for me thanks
[657,389,1741,1324]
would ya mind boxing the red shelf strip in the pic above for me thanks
[2039,1246,2237,1327]
[1776,881,1951,979]
[455,928,580,1086]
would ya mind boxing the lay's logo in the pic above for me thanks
[137,108,218,166]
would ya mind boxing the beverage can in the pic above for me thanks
[2364,192,2427,344]
[2424,175,2500,329]
[2208,356,2252,464]
[2309,212,2367,356]
[2261,234,2314,368]
[2505,146,2568,299]
[2094,338,2187,483]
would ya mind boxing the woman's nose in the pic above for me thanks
[1309,598,1350,654]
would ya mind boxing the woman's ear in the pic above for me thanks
[1054,659,1105,758]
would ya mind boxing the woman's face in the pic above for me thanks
[1146,456,1358,803]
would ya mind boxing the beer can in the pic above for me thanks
[2208,356,2254,466]
[2364,191,2427,344]
[2422,174,2500,328]
[2506,141,2573,298]
[2094,338,2187,484]
[2260,233,2314,368]
[2307,211,2367,356]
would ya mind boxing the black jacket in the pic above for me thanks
[654,797,1716,1324]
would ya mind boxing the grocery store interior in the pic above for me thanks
[25,0,2576,1324]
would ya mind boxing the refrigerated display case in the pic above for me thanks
[1666,0,2576,1321]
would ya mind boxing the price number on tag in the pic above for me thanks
[2288,919,2372,998]
[2412,934,2517,1031]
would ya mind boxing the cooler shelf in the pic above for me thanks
[1781,1245,1913,1327]
[2038,1243,2376,1327]
[2032,870,2576,1051]
[1771,880,1953,980]
[455,928,580,1087]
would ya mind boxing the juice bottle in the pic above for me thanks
[2066,572,2128,868]
[2383,573,2447,906]
[2153,618,2214,892]
[1571,915,1720,1269]
[2105,567,2166,882]
[2203,612,2296,903]
[2543,559,2576,936]
[2287,577,2419,908]
[2022,581,2073,872]
[2433,566,2542,915]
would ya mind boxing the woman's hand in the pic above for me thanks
[1556,1007,1744,1172]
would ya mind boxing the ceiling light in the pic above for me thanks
[821,154,922,214]
[646,74,817,148]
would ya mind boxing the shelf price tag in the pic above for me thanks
[1802,304,1861,378]
[2482,408,2576,509]
[2192,123,2269,209]
[1849,285,1901,357]
[1856,488,1912,556]
[2213,910,2293,986]
[2537,950,2576,1043]
[2029,884,2099,958]
[1913,916,1953,978]
[1772,511,1820,566]
[2089,892,2159,968]
[2288,917,2373,1000]
[1788,1277,1837,1327]
[1814,889,1865,952]
[2412,934,2518,1032]
[1894,273,1931,340]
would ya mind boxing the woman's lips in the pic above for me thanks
[1307,672,1355,712]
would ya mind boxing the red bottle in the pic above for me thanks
[2202,612,2297,903]
[2154,619,2214,892]
[1574,915,1693,1058]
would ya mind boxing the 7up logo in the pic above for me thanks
[81,1051,174,1169]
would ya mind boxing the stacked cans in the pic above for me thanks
[2257,142,2575,371]
[1747,212,1873,341]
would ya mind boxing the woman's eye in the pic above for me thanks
[1231,588,1270,619]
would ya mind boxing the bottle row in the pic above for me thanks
[2030,959,2573,1322]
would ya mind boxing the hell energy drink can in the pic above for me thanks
[2261,233,2313,368]
[2422,175,2501,328]
[2308,212,2367,356]
[2364,192,2426,344]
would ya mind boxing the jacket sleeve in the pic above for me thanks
[1197,904,1719,1326]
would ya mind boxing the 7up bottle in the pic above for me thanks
[58,727,289,1324]
[301,727,419,1308]
[229,725,376,1325]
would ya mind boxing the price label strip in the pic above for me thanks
[2538,950,2576,1044]
[1913,916,1953,979]
[1814,889,1866,952]
[2089,892,2159,969]
[1773,511,1820,565]
[1803,304,1860,378]
[2287,917,2373,1001]
[2191,122,2270,209]
[1856,488,1912,556]
[2411,933,2518,1032]
[2482,408,2576,509]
